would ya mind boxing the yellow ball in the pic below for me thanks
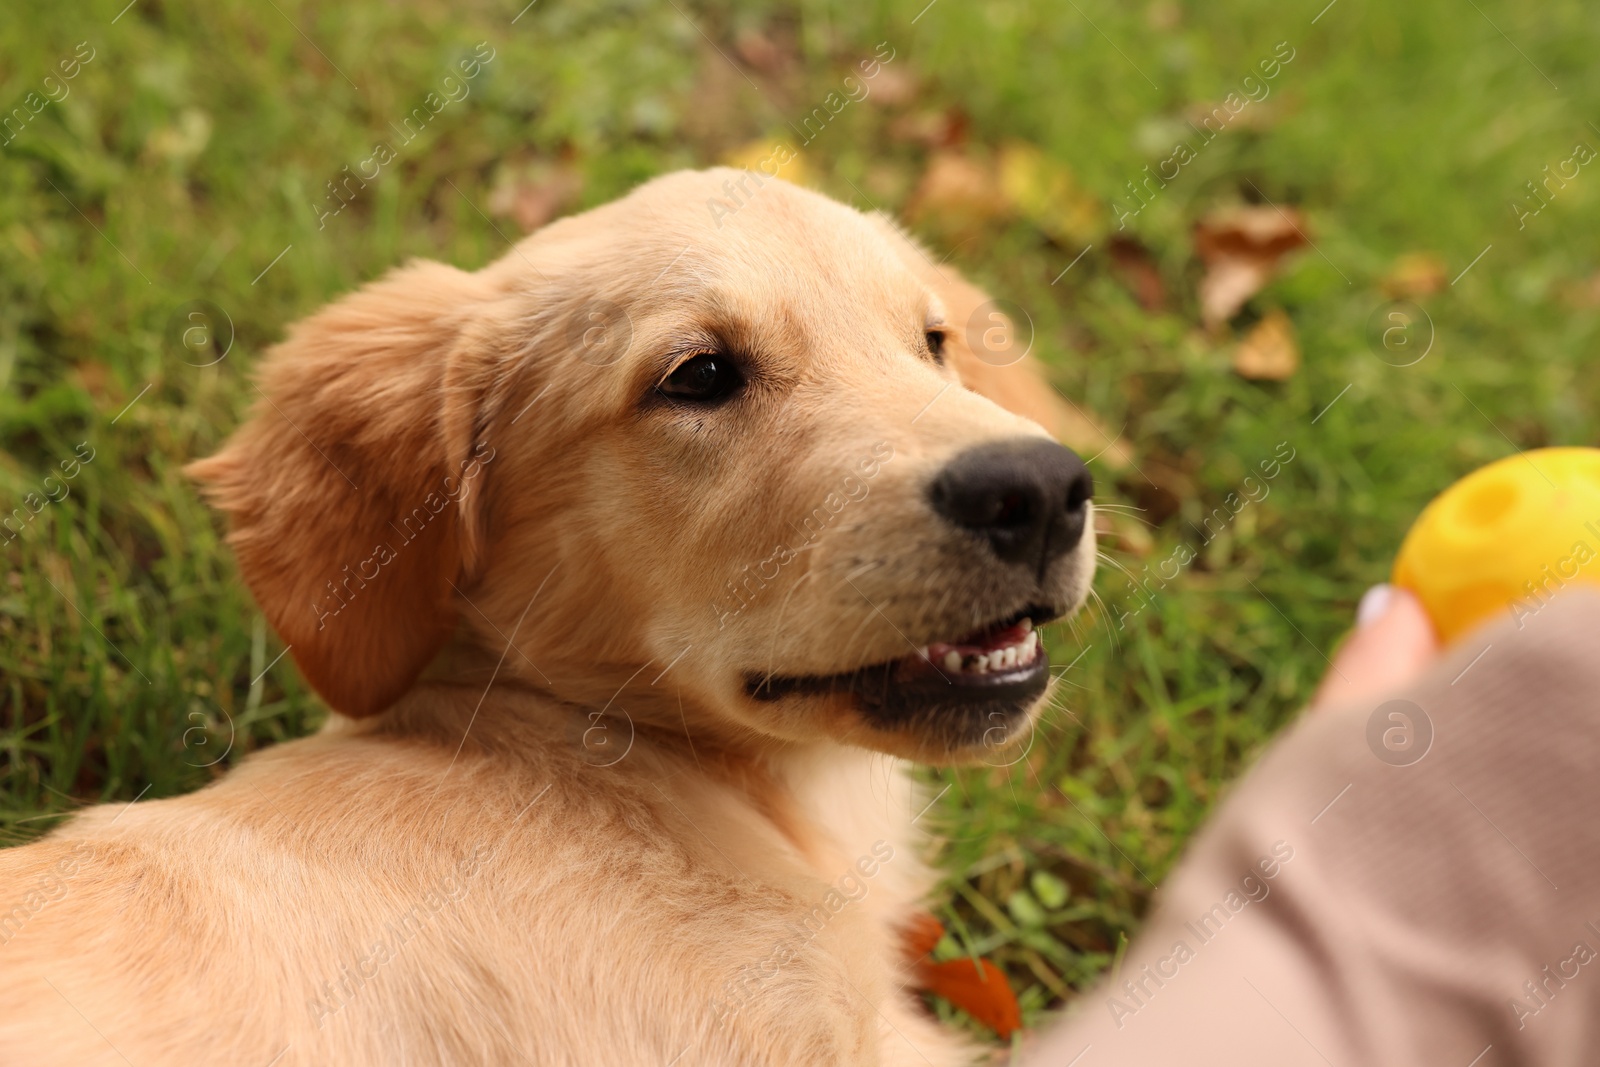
[1393,447,1600,643]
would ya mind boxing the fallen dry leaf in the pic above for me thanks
[902,913,1021,1041]
[733,28,788,74]
[860,160,914,205]
[1563,271,1600,309]
[144,108,213,166]
[1381,252,1448,298]
[1232,308,1300,380]
[1096,509,1155,558]
[1193,204,1309,327]
[1183,97,1277,135]
[487,161,583,234]
[904,150,1007,230]
[866,64,917,108]
[997,141,1101,246]
[886,107,969,149]
[722,138,809,186]
[1108,235,1166,311]
[1127,463,1187,527]
[1146,1,1182,29]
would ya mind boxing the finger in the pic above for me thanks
[1312,585,1440,711]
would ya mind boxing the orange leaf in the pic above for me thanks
[917,957,1022,1040]
[901,911,946,962]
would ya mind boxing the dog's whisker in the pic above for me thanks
[1041,690,1085,727]
[1094,552,1139,583]
[758,558,880,687]
[677,688,705,776]
[836,590,889,667]
[1082,587,1122,651]
[760,566,820,684]
[1092,502,1151,520]
[831,557,889,595]
[1065,614,1090,652]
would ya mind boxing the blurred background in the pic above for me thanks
[3,0,1597,1037]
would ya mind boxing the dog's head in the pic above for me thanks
[190,169,1095,763]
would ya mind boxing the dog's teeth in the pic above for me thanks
[989,651,1007,672]
[942,650,962,672]
[1021,617,1034,634]
[964,654,987,674]
[1002,646,1018,669]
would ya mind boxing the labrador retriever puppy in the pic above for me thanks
[0,169,1095,1066]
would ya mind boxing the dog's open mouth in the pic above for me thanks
[918,613,1044,680]
[747,605,1058,744]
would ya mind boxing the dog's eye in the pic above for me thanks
[658,353,742,403]
[925,330,947,362]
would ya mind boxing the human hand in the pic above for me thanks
[1311,584,1441,711]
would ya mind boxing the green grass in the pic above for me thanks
[3,0,1598,1040]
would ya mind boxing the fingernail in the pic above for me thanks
[1356,584,1394,630]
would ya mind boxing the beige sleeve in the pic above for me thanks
[1023,589,1600,1067]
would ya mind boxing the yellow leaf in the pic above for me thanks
[722,139,809,186]
[1232,309,1300,380]
[997,141,1101,245]
[1380,252,1448,298]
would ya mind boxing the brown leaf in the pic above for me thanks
[733,28,787,74]
[1193,204,1309,327]
[1108,235,1166,311]
[886,107,969,149]
[1096,509,1155,558]
[1128,462,1189,526]
[1146,1,1181,29]
[904,151,1007,228]
[487,161,583,234]
[1562,271,1600,309]
[1232,309,1300,380]
[1381,252,1447,298]
[1183,97,1277,134]
[861,160,914,205]
[866,64,917,108]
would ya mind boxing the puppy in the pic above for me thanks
[0,169,1095,1066]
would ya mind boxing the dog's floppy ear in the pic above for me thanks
[869,214,1082,437]
[187,260,498,718]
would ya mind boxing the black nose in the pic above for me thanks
[928,438,1093,573]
